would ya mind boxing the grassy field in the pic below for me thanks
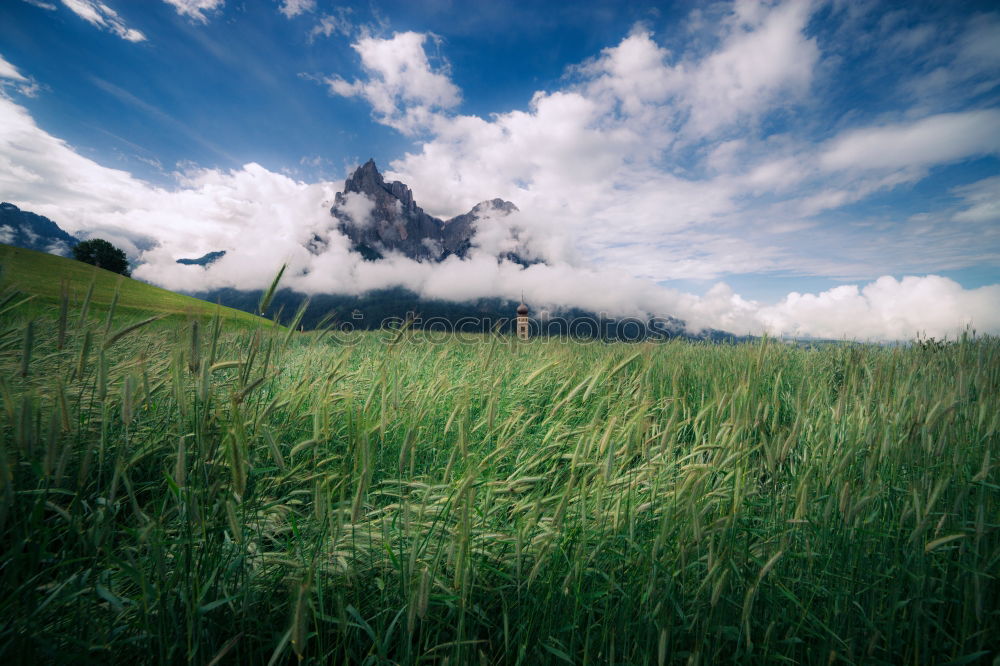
[0,274,998,664]
[0,243,267,326]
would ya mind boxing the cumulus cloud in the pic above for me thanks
[60,0,146,42]
[160,0,223,23]
[674,0,819,138]
[326,31,460,134]
[756,276,1000,340]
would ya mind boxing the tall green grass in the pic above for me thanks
[0,291,997,664]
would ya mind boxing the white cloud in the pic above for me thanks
[896,13,1000,109]
[0,54,28,83]
[951,176,1000,224]
[681,0,819,137]
[334,191,375,228]
[278,0,314,19]
[756,276,1000,340]
[465,202,527,259]
[0,54,40,97]
[309,10,353,41]
[820,110,1000,172]
[326,31,460,134]
[22,0,58,9]
[45,239,74,256]
[958,14,1000,67]
[576,2,819,141]
[60,0,146,42]
[160,0,223,23]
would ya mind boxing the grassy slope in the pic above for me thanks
[0,243,267,325]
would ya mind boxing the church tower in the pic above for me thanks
[516,301,529,341]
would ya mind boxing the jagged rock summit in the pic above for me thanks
[330,159,521,263]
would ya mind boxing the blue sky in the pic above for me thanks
[0,1,694,183]
[0,0,999,339]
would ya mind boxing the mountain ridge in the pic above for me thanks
[0,202,79,255]
[330,159,528,264]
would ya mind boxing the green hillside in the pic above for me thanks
[0,243,268,325]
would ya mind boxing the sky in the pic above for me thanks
[0,0,999,339]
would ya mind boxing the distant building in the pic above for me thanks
[516,302,529,340]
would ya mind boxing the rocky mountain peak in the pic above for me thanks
[342,160,419,212]
[329,160,523,264]
[343,159,384,193]
[468,199,519,217]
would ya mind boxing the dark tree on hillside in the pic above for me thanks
[72,238,131,276]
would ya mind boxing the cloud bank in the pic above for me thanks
[1,86,995,340]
